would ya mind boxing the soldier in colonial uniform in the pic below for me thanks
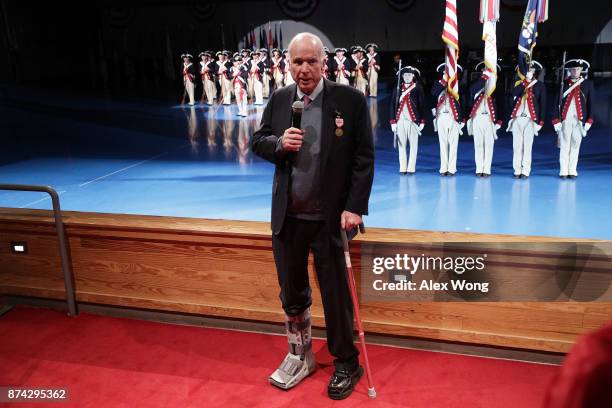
[552,59,594,179]
[507,60,546,178]
[331,48,350,86]
[322,47,331,80]
[231,55,249,117]
[247,51,256,100]
[282,49,294,86]
[224,51,234,100]
[259,48,272,98]
[366,43,380,98]
[270,48,285,91]
[389,66,426,174]
[466,62,502,177]
[348,46,358,87]
[199,52,217,106]
[431,63,465,176]
[250,49,265,105]
[216,51,231,105]
[181,53,196,106]
[352,47,369,95]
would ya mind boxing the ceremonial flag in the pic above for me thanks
[259,26,264,49]
[268,22,273,49]
[274,23,279,49]
[517,0,549,82]
[479,0,499,96]
[279,22,283,49]
[442,0,459,100]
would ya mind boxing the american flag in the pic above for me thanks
[441,0,459,100]
[517,0,548,82]
[479,0,499,96]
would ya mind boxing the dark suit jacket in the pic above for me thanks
[250,79,375,238]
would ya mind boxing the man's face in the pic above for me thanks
[289,41,323,94]
[526,68,535,80]
[402,72,414,83]
[183,57,189,64]
[569,67,582,79]
[368,46,374,53]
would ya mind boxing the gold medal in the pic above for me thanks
[335,128,343,137]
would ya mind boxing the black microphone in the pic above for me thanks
[291,100,304,129]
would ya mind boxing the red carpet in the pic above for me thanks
[0,306,558,407]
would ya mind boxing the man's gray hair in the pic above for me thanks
[287,32,326,60]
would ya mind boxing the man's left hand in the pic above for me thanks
[341,211,362,231]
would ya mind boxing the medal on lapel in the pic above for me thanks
[335,112,344,137]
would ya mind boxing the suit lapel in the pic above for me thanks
[320,79,336,174]
[280,84,298,132]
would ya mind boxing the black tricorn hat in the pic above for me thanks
[398,66,421,78]
[565,59,590,70]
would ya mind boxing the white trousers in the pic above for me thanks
[436,112,460,174]
[221,76,232,105]
[253,79,263,105]
[397,118,419,173]
[247,77,254,99]
[184,79,195,105]
[355,75,367,95]
[284,72,295,86]
[511,116,535,176]
[234,83,248,116]
[472,115,495,175]
[263,73,270,98]
[273,70,284,90]
[336,75,349,86]
[368,68,378,97]
[559,118,583,176]
[203,78,215,105]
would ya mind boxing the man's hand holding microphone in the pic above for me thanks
[281,128,304,151]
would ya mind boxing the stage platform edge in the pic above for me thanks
[1,208,610,354]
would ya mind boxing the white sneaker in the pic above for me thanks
[269,351,316,390]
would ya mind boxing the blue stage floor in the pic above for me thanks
[1,86,611,239]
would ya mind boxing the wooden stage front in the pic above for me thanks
[1,208,610,354]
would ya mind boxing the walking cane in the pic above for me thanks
[340,223,377,399]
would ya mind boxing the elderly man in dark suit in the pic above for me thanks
[250,32,374,400]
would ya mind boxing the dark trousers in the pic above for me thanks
[272,216,359,369]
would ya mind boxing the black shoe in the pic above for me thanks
[521,174,529,179]
[560,175,567,179]
[407,171,415,175]
[328,365,363,400]
[569,175,577,179]
[476,173,482,177]
[483,173,491,178]
[513,174,520,179]
[440,172,447,177]
[400,171,407,175]
[447,172,455,176]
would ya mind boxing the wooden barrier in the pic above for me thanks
[1,207,610,353]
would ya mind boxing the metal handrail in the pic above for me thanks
[0,184,78,316]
